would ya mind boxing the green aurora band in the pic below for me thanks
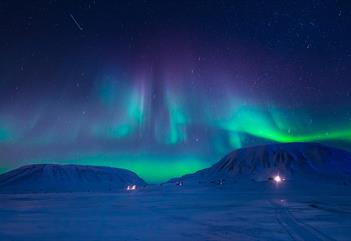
[1,77,351,182]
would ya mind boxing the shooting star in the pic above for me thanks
[69,14,83,31]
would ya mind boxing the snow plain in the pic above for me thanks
[1,181,350,241]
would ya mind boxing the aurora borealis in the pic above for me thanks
[1,1,351,182]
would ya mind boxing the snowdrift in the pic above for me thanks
[0,164,146,193]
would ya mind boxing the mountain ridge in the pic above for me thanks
[0,164,146,193]
[168,142,351,184]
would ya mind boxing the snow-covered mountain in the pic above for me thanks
[0,164,146,193]
[168,142,351,184]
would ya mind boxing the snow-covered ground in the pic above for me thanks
[1,182,350,241]
[1,143,351,240]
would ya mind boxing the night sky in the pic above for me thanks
[1,1,351,182]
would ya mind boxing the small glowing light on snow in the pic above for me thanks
[126,185,136,191]
[274,175,282,183]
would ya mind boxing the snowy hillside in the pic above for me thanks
[169,142,351,184]
[0,164,146,193]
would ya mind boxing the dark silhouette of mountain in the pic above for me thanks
[168,143,351,184]
[0,164,146,193]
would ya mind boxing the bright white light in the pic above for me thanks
[126,185,136,191]
[274,175,282,183]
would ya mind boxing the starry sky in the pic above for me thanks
[0,0,351,182]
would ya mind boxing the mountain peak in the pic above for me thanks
[0,164,146,193]
[169,142,351,183]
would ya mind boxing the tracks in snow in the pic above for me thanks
[270,199,335,241]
